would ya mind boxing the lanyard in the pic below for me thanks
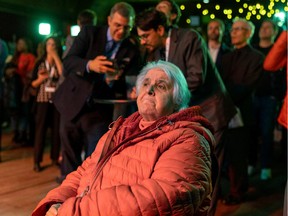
[45,60,56,78]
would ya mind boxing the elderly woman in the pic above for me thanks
[32,60,215,216]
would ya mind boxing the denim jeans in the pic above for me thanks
[250,96,279,168]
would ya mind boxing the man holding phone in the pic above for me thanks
[53,2,142,183]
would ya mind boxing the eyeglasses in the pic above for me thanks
[137,33,150,42]
[137,29,157,42]
[230,26,249,33]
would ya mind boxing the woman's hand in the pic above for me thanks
[38,68,49,82]
[47,46,59,59]
[45,203,62,216]
[128,86,137,99]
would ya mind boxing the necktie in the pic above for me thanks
[106,40,117,59]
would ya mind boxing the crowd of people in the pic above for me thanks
[0,0,286,215]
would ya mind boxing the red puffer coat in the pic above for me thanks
[32,106,215,216]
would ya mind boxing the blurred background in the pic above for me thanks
[0,0,286,54]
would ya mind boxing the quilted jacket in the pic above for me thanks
[32,106,215,216]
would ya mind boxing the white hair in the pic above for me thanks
[136,60,191,111]
[233,17,255,41]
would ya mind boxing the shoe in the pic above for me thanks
[56,175,65,184]
[33,163,42,172]
[260,168,271,180]
[222,195,243,205]
[248,165,255,176]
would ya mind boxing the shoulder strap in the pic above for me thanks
[97,116,125,163]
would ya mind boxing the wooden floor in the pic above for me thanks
[0,129,286,216]
[0,130,59,216]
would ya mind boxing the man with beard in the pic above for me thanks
[155,0,181,28]
[250,20,285,180]
[207,19,231,72]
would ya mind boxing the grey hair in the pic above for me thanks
[136,60,191,111]
[110,2,135,20]
[233,17,255,41]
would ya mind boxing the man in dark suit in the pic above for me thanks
[220,18,264,205]
[207,19,231,72]
[53,2,142,183]
[135,9,236,215]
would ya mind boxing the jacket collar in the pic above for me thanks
[108,106,215,153]
[114,106,214,139]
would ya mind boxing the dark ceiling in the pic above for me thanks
[0,0,180,42]
[0,0,163,21]
[0,0,284,44]
[0,1,147,37]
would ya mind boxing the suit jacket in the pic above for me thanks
[221,45,264,125]
[154,28,236,134]
[53,26,142,121]
[215,43,231,74]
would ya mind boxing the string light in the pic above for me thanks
[180,5,185,10]
[202,9,209,15]
[260,9,267,15]
[190,0,286,27]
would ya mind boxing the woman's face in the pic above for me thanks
[137,68,174,121]
[16,39,27,52]
[46,38,56,53]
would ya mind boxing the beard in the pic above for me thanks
[208,34,220,41]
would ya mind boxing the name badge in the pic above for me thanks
[45,86,56,92]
